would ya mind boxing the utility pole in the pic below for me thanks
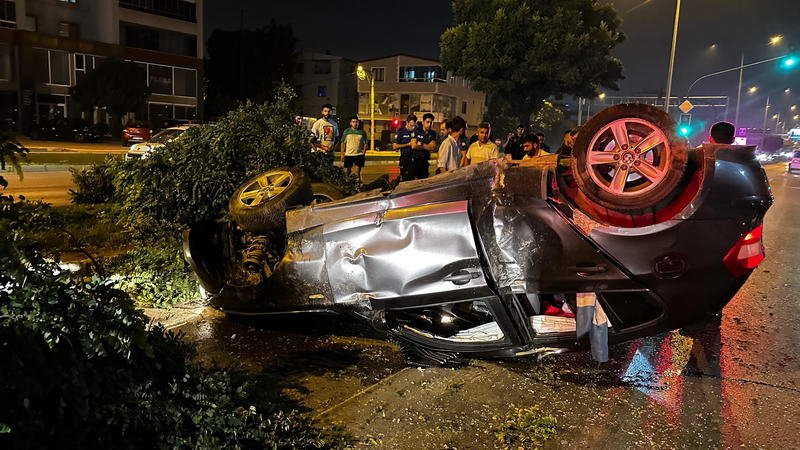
[761,96,770,141]
[735,52,744,126]
[664,0,682,112]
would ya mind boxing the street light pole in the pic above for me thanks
[761,96,770,139]
[368,76,375,151]
[735,52,744,126]
[664,0,682,112]
[356,65,376,151]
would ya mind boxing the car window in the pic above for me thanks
[150,129,184,143]
[794,151,800,158]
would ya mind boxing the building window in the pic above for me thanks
[119,0,197,22]
[33,48,72,86]
[173,68,197,97]
[312,60,331,75]
[399,65,446,83]
[0,44,11,81]
[58,22,79,38]
[121,22,197,57]
[317,86,327,97]
[174,105,196,120]
[0,0,15,28]
[148,64,173,95]
[461,101,467,114]
[371,67,385,82]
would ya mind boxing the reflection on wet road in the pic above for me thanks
[179,163,800,448]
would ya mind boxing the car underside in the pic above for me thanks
[184,104,772,364]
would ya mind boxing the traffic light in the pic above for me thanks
[780,55,798,70]
[678,114,692,137]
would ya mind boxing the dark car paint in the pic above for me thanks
[184,145,771,358]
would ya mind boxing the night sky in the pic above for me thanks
[204,0,800,128]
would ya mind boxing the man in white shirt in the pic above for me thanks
[436,116,466,174]
[311,103,339,162]
[462,122,498,166]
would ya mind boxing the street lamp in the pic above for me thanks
[770,35,783,45]
[356,65,375,152]
[598,93,606,100]
[748,86,758,94]
[785,88,792,95]
[664,0,682,112]
[684,54,793,126]
[792,105,797,111]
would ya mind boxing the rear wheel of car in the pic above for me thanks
[310,182,345,205]
[572,104,688,212]
[229,167,312,234]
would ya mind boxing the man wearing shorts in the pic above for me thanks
[340,116,368,180]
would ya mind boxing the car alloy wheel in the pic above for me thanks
[237,170,294,208]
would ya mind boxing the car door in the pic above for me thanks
[322,200,499,309]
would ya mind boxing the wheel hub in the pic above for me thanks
[585,118,672,197]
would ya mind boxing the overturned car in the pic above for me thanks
[184,104,772,364]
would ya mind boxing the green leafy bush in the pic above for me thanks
[0,230,345,448]
[69,159,117,204]
[108,240,198,308]
[114,84,358,228]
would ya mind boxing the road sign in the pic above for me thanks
[679,100,694,114]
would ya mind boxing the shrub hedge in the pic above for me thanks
[114,84,358,228]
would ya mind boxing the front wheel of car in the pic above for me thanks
[572,104,688,213]
[229,167,312,234]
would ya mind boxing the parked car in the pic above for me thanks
[125,124,198,160]
[789,150,800,173]
[27,118,99,142]
[184,104,772,365]
[122,120,152,146]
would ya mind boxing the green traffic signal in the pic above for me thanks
[780,55,797,70]
[679,126,690,137]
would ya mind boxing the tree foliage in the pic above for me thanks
[69,59,149,136]
[0,132,28,188]
[440,0,625,125]
[114,84,357,228]
[531,100,566,133]
[205,23,298,117]
[0,201,345,449]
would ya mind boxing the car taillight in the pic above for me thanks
[723,225,765,277]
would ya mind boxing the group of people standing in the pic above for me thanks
[307,103,581,183]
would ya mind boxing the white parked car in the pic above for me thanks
[125,125,198,160]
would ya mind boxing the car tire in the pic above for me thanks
[310,182,345,205]
[572,103,688,212]
[229,167,312,234]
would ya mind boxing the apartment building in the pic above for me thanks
[295,50,357,122]
[356,54,487,143]
[0,0,203,132]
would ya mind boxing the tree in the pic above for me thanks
[440,0,625,126]
[531,100,565,133]
[69,59,149,138]
[0,132,27,189]
[205,22,298,117]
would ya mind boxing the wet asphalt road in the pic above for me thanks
[177,162,800,449]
